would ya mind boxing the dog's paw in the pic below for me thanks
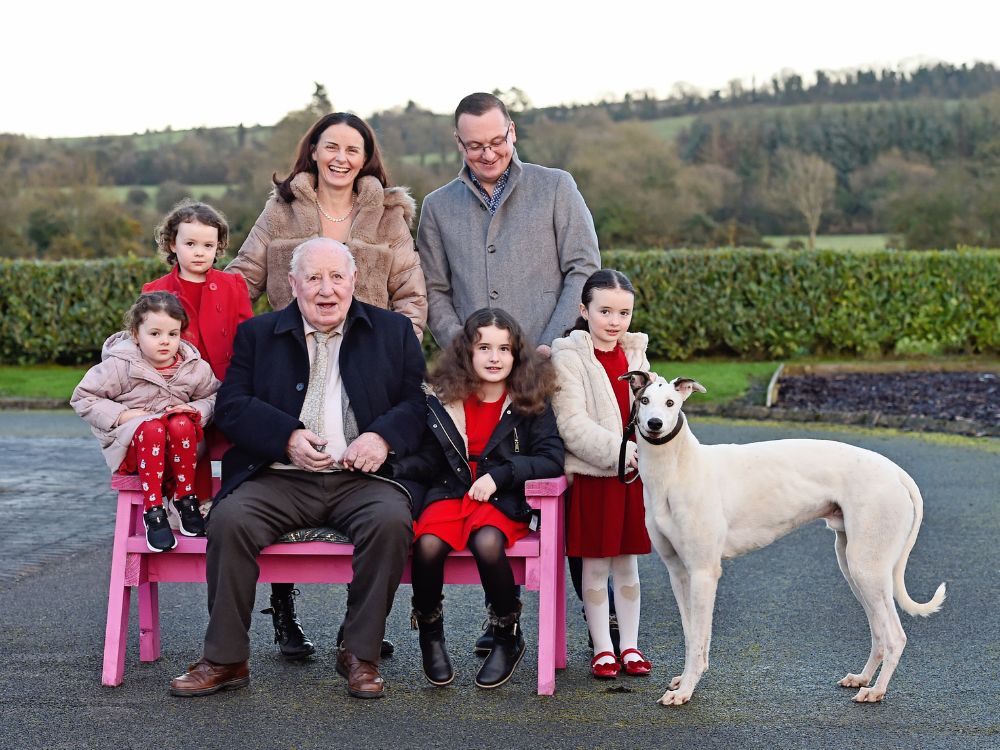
[658,688,692,706]
[852,686,885,703]
[838,673,871,688]
[669,675,682,690]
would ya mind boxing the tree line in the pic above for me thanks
[1,63,998,260]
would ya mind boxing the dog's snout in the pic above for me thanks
[647,417,663,432]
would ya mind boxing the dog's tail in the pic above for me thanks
[893,469,946,617]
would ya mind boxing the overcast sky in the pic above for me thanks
[4,0,998,138]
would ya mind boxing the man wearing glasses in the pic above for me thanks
[417,91,600,355]
[416,92,603,656]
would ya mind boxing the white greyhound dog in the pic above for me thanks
[620,371,946,706]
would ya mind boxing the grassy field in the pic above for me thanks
[646,115,696,141]
[2,359,781,404]
[0,365,90,400]
[764,234,892,251]
[97,184,231,203]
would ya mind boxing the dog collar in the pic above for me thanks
[618,412,686,484]
[638,411,685,445]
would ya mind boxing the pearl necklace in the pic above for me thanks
[315,196,354,223]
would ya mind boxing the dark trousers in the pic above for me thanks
[203,469,412,664]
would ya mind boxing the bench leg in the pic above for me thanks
[138,581,161,662]
[102,492,137,687]
[556,504,567,670]
[535,497,561,696]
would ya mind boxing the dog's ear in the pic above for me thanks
[619,370,654,394]
[672,377,707,400]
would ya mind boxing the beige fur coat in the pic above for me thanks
[227,173,427,338]
[550,329,649,480]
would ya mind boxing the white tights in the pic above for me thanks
[582,555,642,665]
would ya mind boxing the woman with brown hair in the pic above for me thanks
[228,111,426,338]
[226,113,427,659]
[393,308,564,689]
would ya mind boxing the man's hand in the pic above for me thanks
[341,432,390,473]
[467,473,497,502]
[286,429,334,471]
[536,344,552,359]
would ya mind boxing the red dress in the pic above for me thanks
[414,394,530,549]
[566,345,651,558]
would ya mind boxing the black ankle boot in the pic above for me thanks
[260,588,315,659]
[473,623,494,656]
[411,598,454,686]
[475,601,525,689]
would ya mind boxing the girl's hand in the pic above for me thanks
[116,408,153,426]
[467,474,497,502]
[629,454,639,470]
[164,404,199,416]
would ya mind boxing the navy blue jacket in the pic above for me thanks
[392,392,564,522]
[213,299,426,502]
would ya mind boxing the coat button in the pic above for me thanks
[487,244,496,253]
[209,283,218,291]
[216,304,222,311]
[489,290,499,300]
[296,383,305,391]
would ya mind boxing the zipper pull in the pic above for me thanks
[513,428,520,454]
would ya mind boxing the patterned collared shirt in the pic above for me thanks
[468,165,511,215]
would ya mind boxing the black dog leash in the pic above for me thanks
[617,411,686,484]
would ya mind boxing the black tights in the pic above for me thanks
[412,527,517,616]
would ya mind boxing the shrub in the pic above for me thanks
[1,250,998,364]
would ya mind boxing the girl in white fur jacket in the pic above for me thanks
[550,269,652,680]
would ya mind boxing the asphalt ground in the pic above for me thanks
[0,411,997,750]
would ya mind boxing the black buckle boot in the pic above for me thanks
[411,598,454,686]
[473,620,494,656]
[260,588,315,659]
[475,601,525,689]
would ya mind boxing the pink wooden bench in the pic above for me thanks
[102,473,568,695]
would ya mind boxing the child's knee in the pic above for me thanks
[165,413,196,437]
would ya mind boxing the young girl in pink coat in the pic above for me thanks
[72,292,219,552]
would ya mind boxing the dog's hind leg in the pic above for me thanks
[833,530,880,688]
[845,557,908,702]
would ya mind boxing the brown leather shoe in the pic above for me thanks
[169,658,250,697]
[336,648,385,699]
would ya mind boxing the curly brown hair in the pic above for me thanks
[429,308,556,415]
[154,200,230,266]
[122,291,189,335]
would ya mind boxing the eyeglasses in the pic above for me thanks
[455,122,512,157]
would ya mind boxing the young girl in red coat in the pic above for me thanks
[550,269,653,679]
[394,308,564,689]
[71,292,219,552]
[143,201,253,382]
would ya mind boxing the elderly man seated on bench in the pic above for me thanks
[170,237,426,699]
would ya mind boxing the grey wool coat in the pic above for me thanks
[416,150,600,348]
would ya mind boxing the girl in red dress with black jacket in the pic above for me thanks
[393,308,564,690]
[550,269,653,680]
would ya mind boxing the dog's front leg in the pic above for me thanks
[659,564,721,706]
[660,551,691,690]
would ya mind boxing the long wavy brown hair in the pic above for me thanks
[272,112,391,203]
[430,308,556,415]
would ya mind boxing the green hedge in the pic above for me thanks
[2,250,999,364]
[605,248,1000,359]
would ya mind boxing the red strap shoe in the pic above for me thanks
[590,651,621,679]
[620,647,652,676]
